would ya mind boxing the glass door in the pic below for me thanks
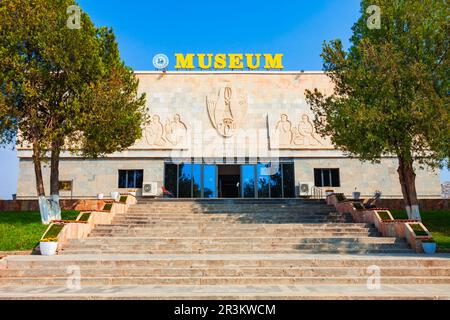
[241,165,256,198]
[203,165,217,198]
[178,163,192,198]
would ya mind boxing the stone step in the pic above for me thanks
[112,218,335,224]
[127,210,334,214]
[63,248,412,255]
[108,221,338,226]
[3,266,449,278]
[63,240,410,248]
[113,218,334,223]
[129,205,334,209]
[116,213,336,221]
[1,276,449,286]
[68,236,397,245]
[2,284,450,300]
[63,245,410,252]
[89,232,381,238]
[127,209,335,214]
[116,212,336,216]
[89,228,379,233]
[126,210,335,214]
[5,254,450,268]
[133,202,330,206]
[92,223,372,230]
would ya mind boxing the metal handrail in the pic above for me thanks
[310,186,323,199]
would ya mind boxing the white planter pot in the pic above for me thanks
[97,193,104,200]
[422,242,436,254]
[128,191,136,197]
[40,242,58,256]
[352,192,361,200]
[110,192,120,201]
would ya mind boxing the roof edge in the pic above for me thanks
[133,70,325,75]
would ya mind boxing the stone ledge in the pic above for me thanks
[35,200,135,253]
[327,194,434,253]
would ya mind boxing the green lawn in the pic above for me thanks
[0,211,79,251]
[391,210,450,250]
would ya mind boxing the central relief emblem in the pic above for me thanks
[206,86,247,137]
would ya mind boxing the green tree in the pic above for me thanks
[0,0,146,223]
[305,0,449,220]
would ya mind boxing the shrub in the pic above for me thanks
[377,210,393,221]
[410,223,429,237]
[78,212,91,222]
[353,202,365,210]
[42,224,64,240]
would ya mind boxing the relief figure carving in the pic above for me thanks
[274,114,293,146]
[271,113,326,149]
[165,114,187,146]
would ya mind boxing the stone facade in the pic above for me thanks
[16,71,442,199]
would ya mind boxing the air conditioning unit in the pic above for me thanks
[142,182,158,197]
[299,182,315,197]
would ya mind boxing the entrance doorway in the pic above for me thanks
[218,165,240,198]
[164,161,295,199]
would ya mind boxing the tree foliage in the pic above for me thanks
[0,0,146,222]
[305,0,449,219]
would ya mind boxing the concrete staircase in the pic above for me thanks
[62,200,410,255]
[1,199,450,299]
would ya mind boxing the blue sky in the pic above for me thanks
[0,0,448,199]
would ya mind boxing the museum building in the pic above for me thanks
[16,71,441,199]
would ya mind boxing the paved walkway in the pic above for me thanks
[0,284,449,300]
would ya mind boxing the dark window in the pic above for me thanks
[164,164,178,197]
[178,164,193,198]
[269,163,282,198]
[330,169,340,187]
[118,170,143,188]
[257,163,270,198]
[314,168,340,187]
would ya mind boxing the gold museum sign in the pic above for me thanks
[174,53,284,70]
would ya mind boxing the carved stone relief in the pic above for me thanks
[206,85,248,137]
[269,113,332,149]
[133,114,188,149]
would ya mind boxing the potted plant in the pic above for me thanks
[352,187,361,200]
[410,223,429,237]
[421,239,437,254]
[376,210,394,221]
[353,202,365,210]
[40,237,58,256]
